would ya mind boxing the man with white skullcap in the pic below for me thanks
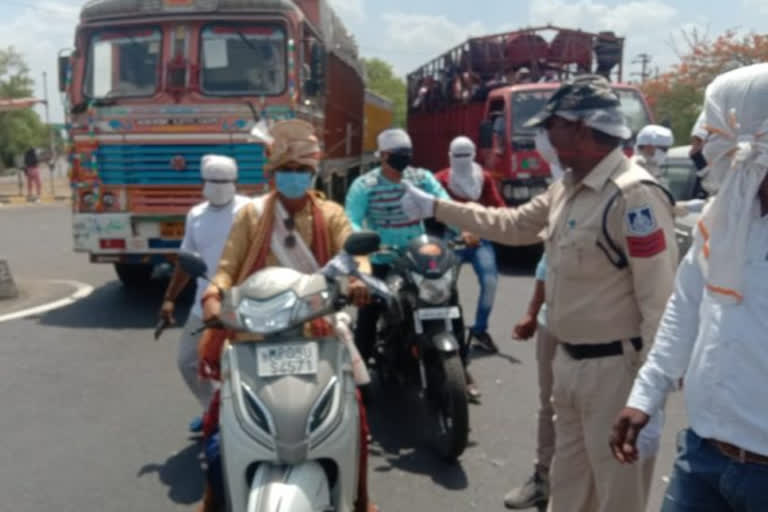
[434,136,505,358]
[634,124,675,179]
[612,63,768,511]
[398,75,678,512]
[159,154,250,432]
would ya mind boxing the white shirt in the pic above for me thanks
[628,200,768,456]
[180,195,250,318]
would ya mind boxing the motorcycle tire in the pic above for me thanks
[431,353,469,461]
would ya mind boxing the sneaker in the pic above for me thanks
[504,470,549,509]
[189,416,204,433]
[465,370,482,403]
[470,331,499,353]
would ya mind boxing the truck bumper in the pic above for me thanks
[73,213,183,259]
[498,177,550,206]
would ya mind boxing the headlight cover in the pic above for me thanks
[412,269,454,305]
[238,289,334,334]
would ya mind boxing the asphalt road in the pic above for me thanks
[0,203,686,512]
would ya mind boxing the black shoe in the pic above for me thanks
[470,331,499,353]
[504,470,550,509]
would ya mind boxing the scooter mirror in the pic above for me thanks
[178,251,208,278]
[344,231,381,256]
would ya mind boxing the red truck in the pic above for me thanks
[59,0,386,286]
[407,26,654,206]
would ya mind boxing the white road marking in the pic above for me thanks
[0,280,94,323]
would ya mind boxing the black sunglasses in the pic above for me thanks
[284,216,296,248]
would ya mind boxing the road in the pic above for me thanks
[0,203,686,512]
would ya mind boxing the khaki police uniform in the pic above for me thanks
[435,147,678,512]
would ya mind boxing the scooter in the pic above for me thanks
[178,231,389,512]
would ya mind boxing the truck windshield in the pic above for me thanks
[84,28,161,99]
[200,24,287,96]
[510,88,652,137]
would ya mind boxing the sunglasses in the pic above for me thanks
[284,216,296,248]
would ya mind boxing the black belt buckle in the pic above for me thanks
[563,337,642,360]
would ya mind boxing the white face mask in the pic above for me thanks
[701,133,735,183]
[203,181,236,206]
[649,148,667,167]
[535,130,564,180]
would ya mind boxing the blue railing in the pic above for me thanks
[96,144,267,185]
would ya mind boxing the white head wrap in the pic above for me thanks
[201,154,238,206]
[636,125,674,148]
[696,63,768,304]
[376,129,412,158]
[448,136,483,201]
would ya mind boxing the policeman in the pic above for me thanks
[399,75,678,512]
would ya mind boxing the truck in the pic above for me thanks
[59,0,391,286]
[407,25,654,207]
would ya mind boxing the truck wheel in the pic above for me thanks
[114,263,154,288]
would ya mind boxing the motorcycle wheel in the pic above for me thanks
[431,353,469,461]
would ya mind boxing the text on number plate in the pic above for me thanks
[257,342,319,377]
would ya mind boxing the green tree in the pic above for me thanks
[0,46,48,169]
[363,58,406,128]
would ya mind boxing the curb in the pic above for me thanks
[0,280,94,323]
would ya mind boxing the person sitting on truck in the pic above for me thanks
[345,128,482,401]
[633,124,674,179]
[198,119,377,512]
[434,136,505,354]
[158,154,250,434]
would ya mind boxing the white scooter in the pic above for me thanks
[178,232,389,512]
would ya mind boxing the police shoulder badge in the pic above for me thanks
[625,204,666,257]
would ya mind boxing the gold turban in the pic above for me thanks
[263,119,322,173]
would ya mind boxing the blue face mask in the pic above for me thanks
[275,171,313,199]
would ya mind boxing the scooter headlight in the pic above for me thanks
[237,290,333,334]
[411,269,454,305]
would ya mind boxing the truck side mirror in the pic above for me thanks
[478,121,493,149]
[58,55,70,93]
[304,42,325,97]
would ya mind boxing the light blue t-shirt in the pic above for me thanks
[345,166,450,264]
[535,253,547,327]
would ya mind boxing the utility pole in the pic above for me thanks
[42,71,56,196]
[631,53,652,83]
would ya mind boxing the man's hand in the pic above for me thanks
[461,232,481,248]
[159,300,176,326]
[348,277,371,307]
[610,407,651,464]
[202,295,222,325]
[401,182,436,221]
[512,313,537,340]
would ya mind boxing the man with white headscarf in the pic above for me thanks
[159,155,250,432]
[633,124,674,179]
[399,75,678,512]
[435,136,505,357]
[611,63,768,512]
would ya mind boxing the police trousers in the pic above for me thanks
[548,337,655,512]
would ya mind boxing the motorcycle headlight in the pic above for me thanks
[386,274,404,294]
[237,290,333,334]
[412,269,454,305]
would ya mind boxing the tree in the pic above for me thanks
[0,46,48,169]
[363,58,406,128]
[641,29,768,143]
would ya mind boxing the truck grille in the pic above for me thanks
[96,144,267,185]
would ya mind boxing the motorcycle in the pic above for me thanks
[178,231,389,512]
[371,234,469,461]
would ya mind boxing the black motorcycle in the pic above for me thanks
[372,234,469,461]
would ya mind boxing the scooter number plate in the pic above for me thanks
[257,342,319,377]
[415,307,460,321]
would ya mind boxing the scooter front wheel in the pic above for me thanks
[246,462,332,512]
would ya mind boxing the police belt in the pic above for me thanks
[562,337,642,360]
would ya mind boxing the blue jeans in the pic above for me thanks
[662,428,768,512]
[454,240,498,334]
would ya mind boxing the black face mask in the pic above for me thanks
[387,152,412,172]
[691,150,707,171]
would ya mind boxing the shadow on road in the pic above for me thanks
[365,386,470,491]
[137,441,204,505]
[36,279,194,329]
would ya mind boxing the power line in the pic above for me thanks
[631,53,652,83]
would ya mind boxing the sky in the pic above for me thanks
[1,0,765,123]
